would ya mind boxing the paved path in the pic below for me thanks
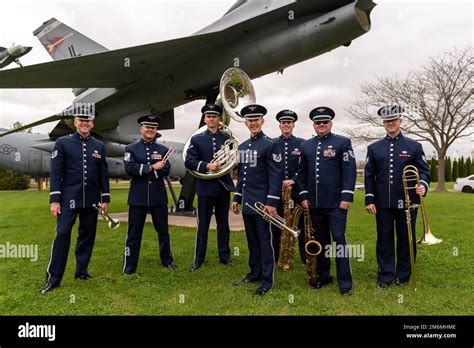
[109,210,245,231]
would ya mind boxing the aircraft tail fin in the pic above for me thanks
[33,18,108,95]
[33,18,108,60]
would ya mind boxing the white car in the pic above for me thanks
[454,175,474,193]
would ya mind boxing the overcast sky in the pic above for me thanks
[0,0,472,159]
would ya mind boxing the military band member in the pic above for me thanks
[122,115,176,274]
[273,109,306,264]
[232,104,283,296]
[297,107,356,296]
[364,106,430,289]
[42,109,110,294]
[185,104,235,271]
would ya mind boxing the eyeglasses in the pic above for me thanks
[314,120,330,125]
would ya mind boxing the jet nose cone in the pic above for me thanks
[7,45,22,56]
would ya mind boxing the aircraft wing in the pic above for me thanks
[0,113,70,137]
[0,32,219,89]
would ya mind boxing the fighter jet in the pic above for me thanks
[0,0,376,210]
[0,43,32,68]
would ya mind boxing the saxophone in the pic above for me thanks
[277,186,303,271]
[304,207,323,287]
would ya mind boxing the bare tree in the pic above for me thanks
[11,121,32,133]
[345,46,473,191]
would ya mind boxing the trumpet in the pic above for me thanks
[245,202,300,238]
[94,203,120,229]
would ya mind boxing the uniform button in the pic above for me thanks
[317,152,320,155]
[316,175,319,178]
[244,178,246,181]
[84,171,87,174]
[390,181,394,184]
[248,144,251,147]
[390,154,393,157]
[316,181,319,184]
[83,160,86,163]
[390,176,393,178]
[147,162,150,165]
[83,154,86,157]
[84,165,87,168]
[147,153,149,155]
[149,181,152,184]
[243,184,246,187]
[244,166,247,169]
[317,168,319,171]
[390,165,393,167]
[244,172,247,174]
[83,148,86,152]
[390,159,393,162]
[390,170,393,173]
[317,157,320,160]
[147,157,150,160]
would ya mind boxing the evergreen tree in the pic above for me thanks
[429,159,438,182]
[459,156,466,178]
[445,157,452,182]
[452,159,459,182]
[466,157,473,175]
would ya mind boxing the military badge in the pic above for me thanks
[151,151,162,160]
[124,152,131,161]
[399,150,411,158]
[92,150,102,159]
[323,149,336,157]
[272,153,282,163]
[51,150,58,159]
[291,148,301,156]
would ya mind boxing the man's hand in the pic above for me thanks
[282,179,295,188]
[50,202,61,219]
[100,202,110,214]
[366,204,377,214]
[265,205,277,218]
[415,184,426,196]
[232,202,240,215]
[207,162,220,171]
[301,200,310,209]
[152,161,165,171]
[339,201,352,210]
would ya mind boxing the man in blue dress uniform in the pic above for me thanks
[185,104,235,271]
[231,104,283,296]
[273,109,306,264]
[42,108,110,294]
[297,107,356,295]
[122,115,176,274]
[364,105,430,289]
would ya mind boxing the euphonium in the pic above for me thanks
[303,207,322,288]
[277,186,303,271]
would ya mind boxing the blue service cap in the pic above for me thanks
[201,103,223,116]
[276,109,298,122]
[137,115,161,128]
[377,105,405,120]
[309,107,335,122]
[241,104,267,120]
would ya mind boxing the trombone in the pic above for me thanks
[402,165,442,291]
[94,203,120,229]
[245,202,300,238]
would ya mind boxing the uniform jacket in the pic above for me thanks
[364,132,430,208]
[50,132,110,208]
[297,132,356,209]
[274,134,304,202]
[233,131,283,214]
[124,139,170,206]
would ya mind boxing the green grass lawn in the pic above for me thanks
[0,187,473,316]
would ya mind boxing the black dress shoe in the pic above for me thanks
[220,259,233,266]
[74,273,92,280]
[396,278,408,286]
[377,281,390,289]
[164,262,177,270]
[233,278,256,286]
[189,263,202,271]
[340,288,352,296]
[40,283,57,294]
[314,277,334,289]
[253,287,270,296]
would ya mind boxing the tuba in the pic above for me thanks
[182,68,256,179]
[402,165,442,291]
[303,207,322,288]
[277,186,303,271]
